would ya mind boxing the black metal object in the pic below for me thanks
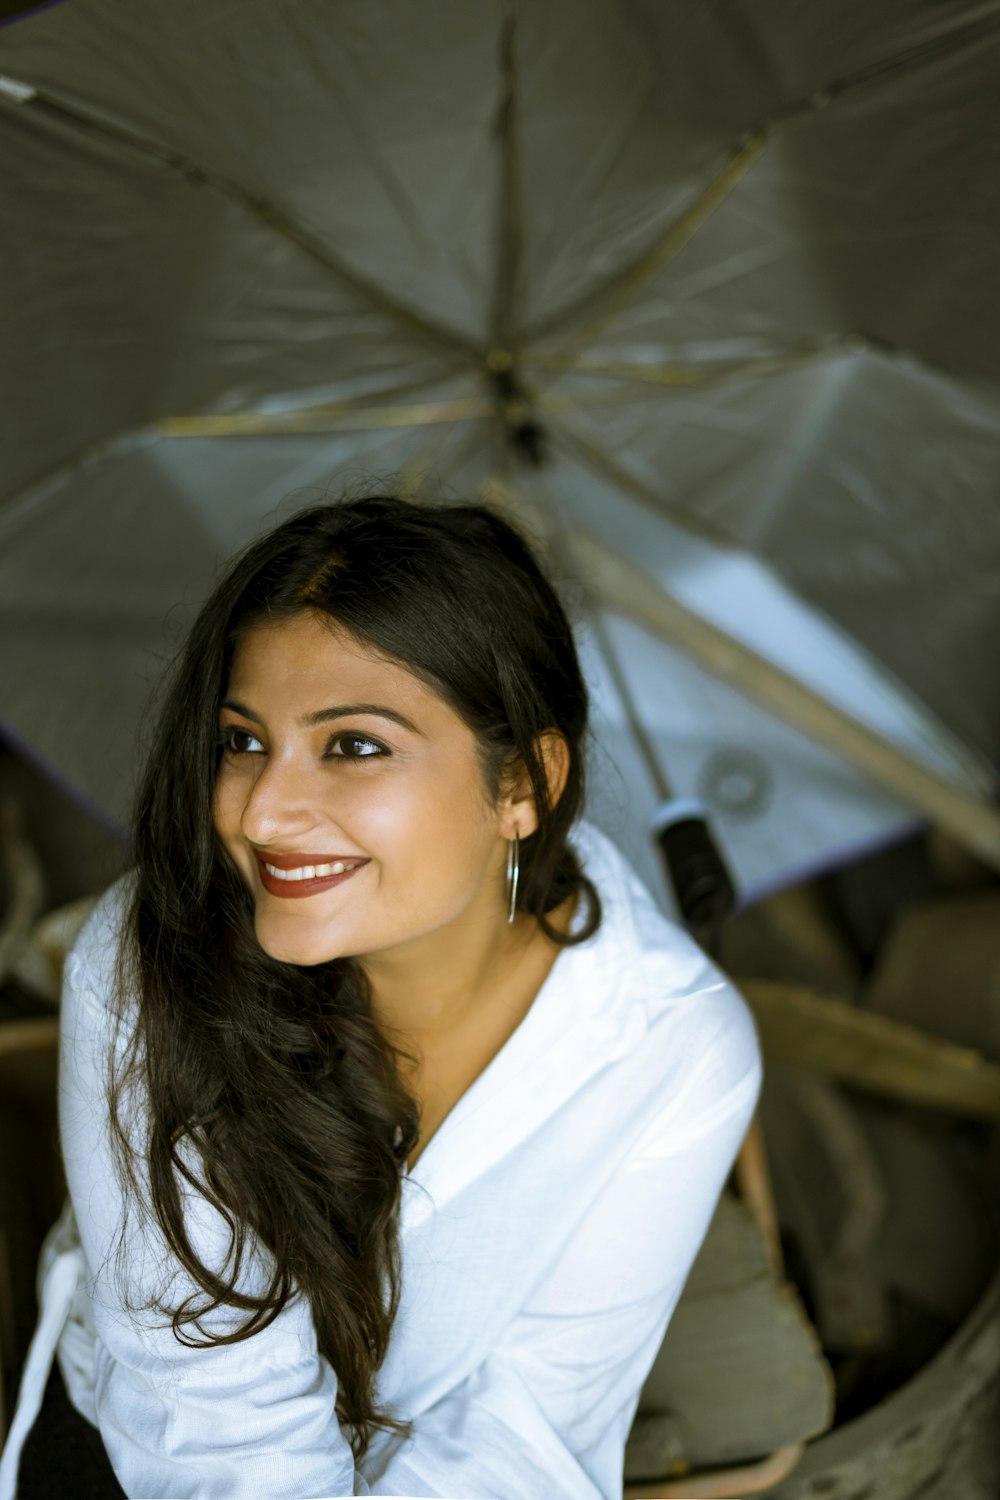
[652,801,737,934]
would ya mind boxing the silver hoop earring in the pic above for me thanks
[506,829,520,925]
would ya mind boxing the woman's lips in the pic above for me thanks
[256,855,370,900]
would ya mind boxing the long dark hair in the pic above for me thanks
[108,494,602,1461]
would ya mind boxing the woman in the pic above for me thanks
[5,495,762,1500]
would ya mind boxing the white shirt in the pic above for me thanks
[1,818,762,1500]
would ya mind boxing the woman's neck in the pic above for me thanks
[361,889,577,1046]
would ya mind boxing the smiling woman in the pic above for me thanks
[6,494,761,1500]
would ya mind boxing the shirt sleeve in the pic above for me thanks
[361,985,763,1500]
[59,885,363,1500]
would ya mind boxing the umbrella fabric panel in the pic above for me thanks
[540,407,997,792]
[145,414,499,554]
[0,0,505,341]
[623,0,998,108]
[777,44,1000,386]
[511,0,770,329]
[545,352,1000,768]
[0,450,222,822]
[756,356,1000,768]
[0,101,454,513]
[0,101,230,506]
[524,5,1000,385]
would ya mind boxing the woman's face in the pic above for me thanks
[212,609,514,969]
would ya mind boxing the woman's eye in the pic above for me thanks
[220,726,265,755]
[327,732,387,761]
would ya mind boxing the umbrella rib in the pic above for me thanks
[773,6,1000,124]
[0,77,481,363]
[520,337,860,432]
[524,5,1000,356]
[490,0,524,358]
[524,130,768,353]
[159,394,494,438]
[155,366,460,429]
[0,369,467,546]
[523,336,859,390]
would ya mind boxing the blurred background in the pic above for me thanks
[1,2,999,1495]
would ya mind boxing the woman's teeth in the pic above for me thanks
[264,861,360,881]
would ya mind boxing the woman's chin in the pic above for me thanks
[253,919,343,968]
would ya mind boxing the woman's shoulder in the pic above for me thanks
[68,872,136,966]
[569,816,730,990]
[62,871,137,1023]
[570,816,762,1086]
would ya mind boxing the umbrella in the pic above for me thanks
[1,0,999,915]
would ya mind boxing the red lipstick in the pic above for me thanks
[255,852,370,900]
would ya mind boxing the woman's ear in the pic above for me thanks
[501,730,571,839]
[539,729,571,815]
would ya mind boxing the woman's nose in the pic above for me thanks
[239,753,322,846]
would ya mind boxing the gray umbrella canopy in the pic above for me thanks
[1,0,998,908]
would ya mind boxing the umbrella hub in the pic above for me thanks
[485,349,548,469]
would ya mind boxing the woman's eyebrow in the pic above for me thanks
[304,703,422,735]
[219,698,262,722]
[220,698,422,734]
